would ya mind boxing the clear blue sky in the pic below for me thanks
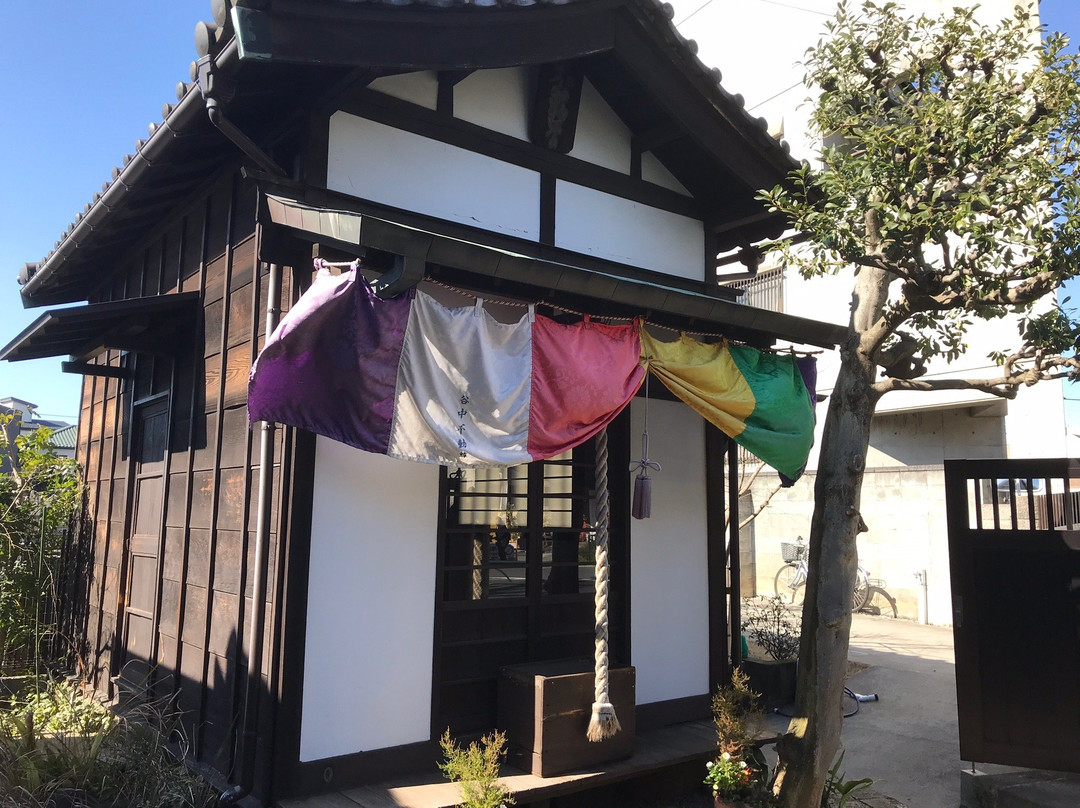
[1,0,1079,423]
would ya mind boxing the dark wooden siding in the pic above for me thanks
[75,167,295,782]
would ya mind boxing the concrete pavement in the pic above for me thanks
[759,613,1080,808]
[755,614,959,806]
[839,615,961,807]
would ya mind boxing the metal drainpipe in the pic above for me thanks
[195,49,287,180]
[221,262,281,806]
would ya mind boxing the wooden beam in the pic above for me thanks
[631,122,684,155]
[540,174,556,246]
[234,3,616,70]
[337,87,703,219]
[61,361,131,379]
[727,438,742,669]
[705,424,729,692]
[256,181,849,347]
[437,69,474,116]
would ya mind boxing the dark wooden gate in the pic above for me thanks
[945,458,1080,772]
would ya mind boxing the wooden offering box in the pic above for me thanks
[498,659,635,777]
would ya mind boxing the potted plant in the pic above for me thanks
[705,670,778,807]
[705,752,755,807]
[740,595,801,710]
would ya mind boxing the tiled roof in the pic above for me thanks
[48,424,78,451]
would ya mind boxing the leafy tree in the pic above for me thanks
[759,3,1080,804]
[0,414,81,670]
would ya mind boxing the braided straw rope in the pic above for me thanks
[587,427,621,742]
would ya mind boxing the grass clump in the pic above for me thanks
[438,728,514,808]
[0,679,216,808]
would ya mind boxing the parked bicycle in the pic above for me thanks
[774,536,870,611]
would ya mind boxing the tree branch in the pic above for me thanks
[869,349,1080,397]
[872,375,1020,398]
[739,482,783,531]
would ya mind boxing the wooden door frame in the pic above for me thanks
[429,412,631,738]
[115,390,171,693]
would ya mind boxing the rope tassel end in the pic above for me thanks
[586,702,621,743]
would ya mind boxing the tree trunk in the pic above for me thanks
[773,265,889,806]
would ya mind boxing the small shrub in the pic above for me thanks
[0,679,216,808]
[0,682,115,737]
[438,728,514,808]
[742,596,802,662]
[707,671,778,806]
[0,416,82,672]
[711,668,761,757]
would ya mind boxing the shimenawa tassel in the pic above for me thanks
[630,370,660,520]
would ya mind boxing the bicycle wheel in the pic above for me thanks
[774,563,806,606]
[852,567,870,611]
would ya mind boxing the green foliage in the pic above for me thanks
[0,679,216,808]
[0,682,115,738]
[708,670,778,805]
[438,728,514,808]
[762,1,1080,379]
[0,415,81,667]
[712,668,762,757]
[742,596,803,662]
[820,752,873,807]
[705,751,753,797]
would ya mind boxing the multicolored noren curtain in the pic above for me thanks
[248,267,817,478]
[640,331,816,480]
[248,267,646,467]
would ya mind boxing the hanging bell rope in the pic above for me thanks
[587,426,621,743]
[630,368,661,520]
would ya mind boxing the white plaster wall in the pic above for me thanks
[641,152,691,197]
[454,68,530,141]
[300,437,440,761]
[368,71,439,110]
[555,181,705,280]
[569,79,632,174]
[630,400,711,705]
[328,112,540,240]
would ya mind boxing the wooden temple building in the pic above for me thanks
[1,0,844,802]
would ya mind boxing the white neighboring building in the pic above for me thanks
[0,396,75,459]
[670,0,1068,624]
